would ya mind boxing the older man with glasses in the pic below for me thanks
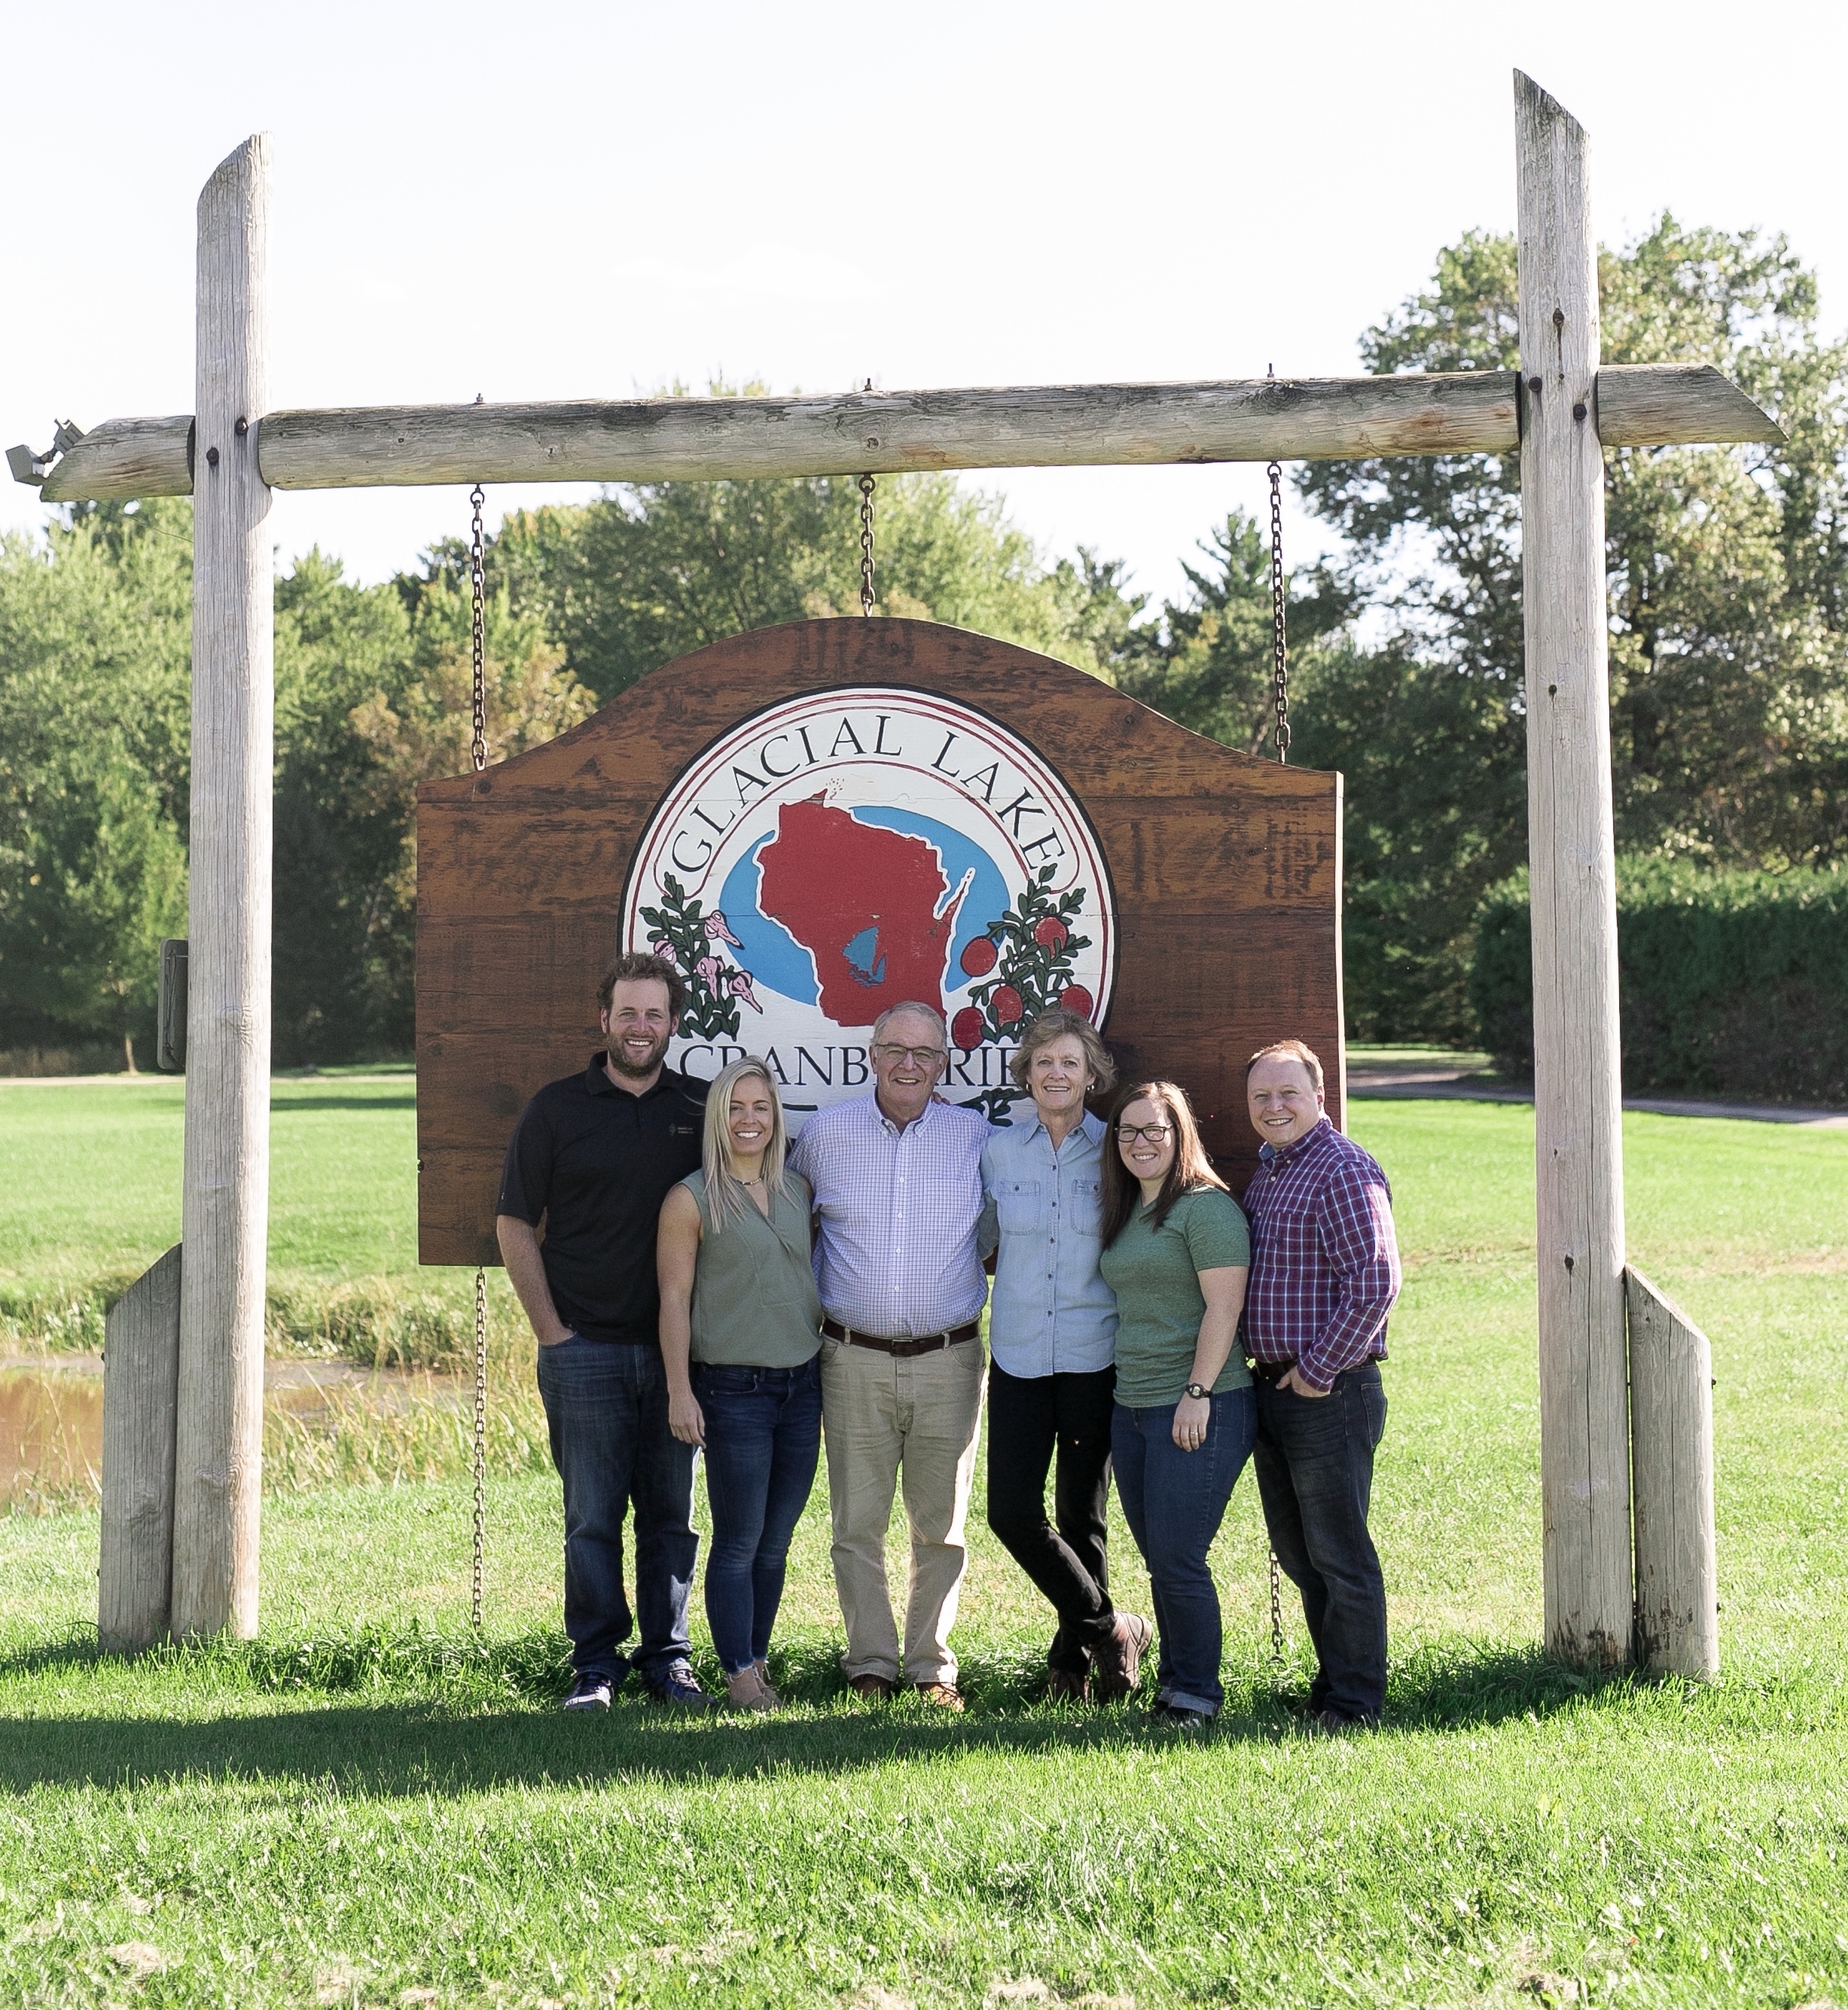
[788,1001,990,1709]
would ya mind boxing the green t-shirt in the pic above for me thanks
[683,1169,823,1368]
[1099,1185,1253,1408]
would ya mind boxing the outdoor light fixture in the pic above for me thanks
[5,419,86,486]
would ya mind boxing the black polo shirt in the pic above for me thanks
[497,1056,709,1344]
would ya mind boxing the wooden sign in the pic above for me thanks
[416,618,1343,1265]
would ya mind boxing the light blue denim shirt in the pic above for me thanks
[980,1110,1118,1377]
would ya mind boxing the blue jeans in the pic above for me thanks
[1111,1388,1256,1715]
[535,1335,697,1687]
[1253,1361,1389,1722]
[695,1356,824,1673]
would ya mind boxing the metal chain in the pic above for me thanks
[468,483,488,774]
[858,472,876,616]
[1267,458,1291,763]
[1270,1548,1285,1664]
[468,477,489,1630]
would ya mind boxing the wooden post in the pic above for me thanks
[1515,72,1633,1669]
[1627,1268,1719,1678]
[170,136,273,1642]
[99,1245,183,1652]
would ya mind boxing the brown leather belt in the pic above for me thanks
[822,1317,980,1357]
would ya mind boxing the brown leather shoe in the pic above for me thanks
[1090,1613,1153,1702]
[848,1673,895,1700]
[914,1681,965,1711]
[1044,1664,1090,1703]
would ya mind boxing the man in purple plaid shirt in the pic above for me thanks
[1243,1039,1401,1730]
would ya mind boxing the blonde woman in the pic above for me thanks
[657,1058,823,1711]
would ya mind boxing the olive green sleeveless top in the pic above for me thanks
[682,1168,823,1367]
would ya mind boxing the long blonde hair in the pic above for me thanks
[701,1057,792,1231]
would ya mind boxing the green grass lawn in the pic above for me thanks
[2,1087,1846,2006]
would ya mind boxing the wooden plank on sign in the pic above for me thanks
[1516,71,1633,1672]
[32,361,1780,502]
[1627,1267,1719,1679]
[99,1244,183,1654]
[414,617,1344,1266]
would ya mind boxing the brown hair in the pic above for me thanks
[1008,1006,1117,1097]
[599,950,685,1022]
[1102,1078,1228,1246]
[1245,1039,1324,1094]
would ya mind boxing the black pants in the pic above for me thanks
[1252,1360,1389,1722]
[985,1362,1119,1673]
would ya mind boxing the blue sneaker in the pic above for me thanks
[645,1663,716,1709]
[562,1672,614,1712]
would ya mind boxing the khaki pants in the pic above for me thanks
[820,1334,987,1685]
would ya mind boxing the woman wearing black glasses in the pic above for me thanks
[1098,1078,1254,1729]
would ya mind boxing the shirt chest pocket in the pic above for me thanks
[1068,1176,1102,1235]
[993,1178,1044,1234]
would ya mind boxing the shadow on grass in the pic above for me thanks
[0,1628,1639,1794]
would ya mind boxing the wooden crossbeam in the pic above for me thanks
[29,362,1780,503]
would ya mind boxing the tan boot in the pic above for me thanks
[752,1659,784,1707]
[726,1665,777,1712]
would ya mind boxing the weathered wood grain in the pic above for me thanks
[416,617,1343,1264]
[1517,72,1633,1673]
[31,361,1782,503]
[38,415,194,502]
[1626,1267,1718,1679]
[99,1244,182,1654]
[1598,363,1783,448]
[170,136,272,1646]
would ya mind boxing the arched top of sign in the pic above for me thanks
[618,685,1116,1127]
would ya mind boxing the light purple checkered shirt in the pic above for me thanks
[788,1093,990,1338]
[1243,1115,1401,1392]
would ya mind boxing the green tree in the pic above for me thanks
[450,387,1140,702]
[1295,215,1848,1038]
[0,502,192,1066]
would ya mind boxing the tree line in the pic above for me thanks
[2,216,1843,1069]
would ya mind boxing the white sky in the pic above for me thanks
[3,0,1843,611]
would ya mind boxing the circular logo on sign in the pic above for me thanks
[621,685,1116,1129]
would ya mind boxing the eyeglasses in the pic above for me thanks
[1116,1123,1174,1144]
[871,1044,946,1066]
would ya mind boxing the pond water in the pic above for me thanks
[0,1357,464,1508]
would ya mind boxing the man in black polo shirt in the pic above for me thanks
[496,951,711,1710]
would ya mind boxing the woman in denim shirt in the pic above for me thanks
[980,1008,1151,1703]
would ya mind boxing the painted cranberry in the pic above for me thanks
[959,935,999,977]
[1032,917,1069,951]
[951,1006,987,1051]
[1058,984,1093,1020]
[992,984,1026,1028]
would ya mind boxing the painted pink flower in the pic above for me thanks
[724,968,764,1013]
[704,910,745,947]
[648,936,674,959]
[695,955,723,988]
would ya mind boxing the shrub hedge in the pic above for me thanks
[1471,859,1848,1102]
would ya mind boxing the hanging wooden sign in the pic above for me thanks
[416,617,1343,1265]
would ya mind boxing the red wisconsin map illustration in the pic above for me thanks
[757,795,971,1026]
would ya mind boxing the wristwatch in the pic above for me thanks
[1182,1381,1211,1401]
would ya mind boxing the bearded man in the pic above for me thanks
[496,953,712,1710]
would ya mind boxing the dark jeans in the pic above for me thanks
[1253,1360,1389,1722]
[695,1356,824,1673]
[1111,1387,1256,1715]
[986,1362,1119,1674]
[535,1334,697,1687]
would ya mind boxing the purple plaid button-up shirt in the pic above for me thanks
[1243,1116,1401,1392]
